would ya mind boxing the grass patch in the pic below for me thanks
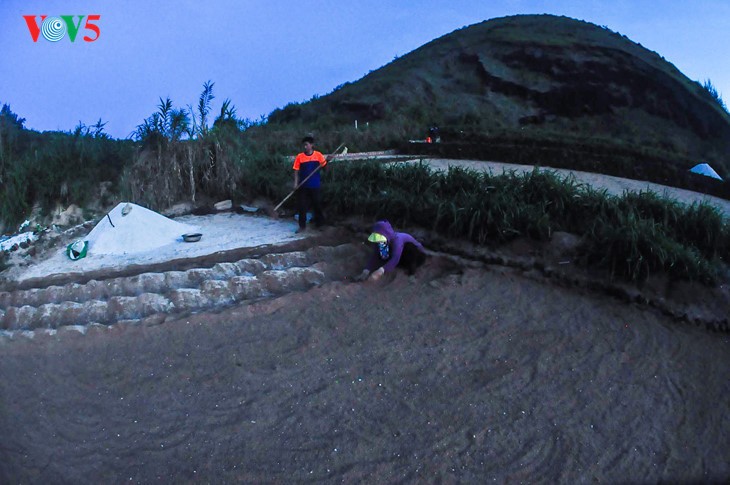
[314,160,729,284]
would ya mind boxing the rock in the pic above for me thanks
[162,202,195,218]
[52,204,84,227]
[214,200,233,211]
[237,205,260,214]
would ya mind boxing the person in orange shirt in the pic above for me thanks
[292,135,328,233]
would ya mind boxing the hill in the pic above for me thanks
[268,14,730,189]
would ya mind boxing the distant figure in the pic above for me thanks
[292,135,327,233]
[355,220,427,282]
[428,125,441,143]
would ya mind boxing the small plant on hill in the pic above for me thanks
[702,79,728,113]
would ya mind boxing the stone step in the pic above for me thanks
[0,266,328,331]
[0,244,360,311]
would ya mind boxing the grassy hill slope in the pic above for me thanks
[268,14,730,185]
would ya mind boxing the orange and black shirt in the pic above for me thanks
[293,151,327,188]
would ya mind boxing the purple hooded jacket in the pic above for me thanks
[366,220,425,273]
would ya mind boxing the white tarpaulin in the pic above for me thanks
[689,163,723,181]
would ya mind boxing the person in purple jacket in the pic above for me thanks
[355,220,427,282]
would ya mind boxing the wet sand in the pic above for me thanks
[1,256,728,483]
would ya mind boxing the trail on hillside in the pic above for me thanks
[410,158,730,216]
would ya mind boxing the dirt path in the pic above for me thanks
[400,158,730,216]
[1,250,728,483]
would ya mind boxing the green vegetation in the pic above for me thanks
[123,81,251,209]
[2,93,729,285]
[273,14,730,182]
[702,79,728,113]
[122,81,300,211]
[2,14,730,288]
[399,130,730,201]
[0,104,131,228]
[318,160,729,283]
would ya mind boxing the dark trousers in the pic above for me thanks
[397,243,426,275]
[297,187,324,228]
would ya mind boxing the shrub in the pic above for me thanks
[318,159,727,284]
[0,105,129,227]
[123,82,256,209]
[702,79,728,113]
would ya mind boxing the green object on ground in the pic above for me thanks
[66,240,88,261]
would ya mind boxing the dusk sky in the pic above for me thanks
[1,0,729,139]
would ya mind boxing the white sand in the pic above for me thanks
[11,207,305,282]
[0,232,37,252]
[86,203,199,255]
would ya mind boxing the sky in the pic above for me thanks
[1,0,729,139]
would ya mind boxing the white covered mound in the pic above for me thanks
[87,203,199,255]
[6,207,306,283]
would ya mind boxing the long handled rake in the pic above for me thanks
[273,143,348,213]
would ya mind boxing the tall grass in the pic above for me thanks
[2,90,728,287]
[702,79,728,113]
[0,104,130,229]
[122,82,267,209]
[316,159,729,283]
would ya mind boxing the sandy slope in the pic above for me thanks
[0,159,729,482]
[0,257,727,483]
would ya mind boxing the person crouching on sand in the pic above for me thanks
[355,220,427,282]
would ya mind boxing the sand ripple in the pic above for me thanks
[0,244,727,483]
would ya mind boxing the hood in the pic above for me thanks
[370,220,396,241]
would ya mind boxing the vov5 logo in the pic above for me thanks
[23,15,101,43]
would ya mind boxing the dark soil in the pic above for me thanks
[1,234,728,483]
